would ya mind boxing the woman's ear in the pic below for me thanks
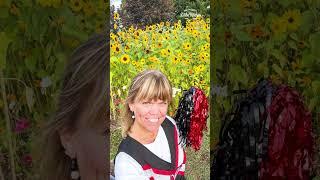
[59,129,76,158]
[128,104,135,112]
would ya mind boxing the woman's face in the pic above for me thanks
[129,99,168,133]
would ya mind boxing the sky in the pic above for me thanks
[111,0,122,10]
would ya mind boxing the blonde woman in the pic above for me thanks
[114,70,186,180]
[37,34,109,180]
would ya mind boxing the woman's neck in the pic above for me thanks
[129,123,158,144]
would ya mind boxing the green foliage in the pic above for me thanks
[0,0,108,178]
[211,0,320,177]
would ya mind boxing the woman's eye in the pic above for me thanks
[142,102,150,104]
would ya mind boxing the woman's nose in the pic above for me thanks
[148,104,161,114]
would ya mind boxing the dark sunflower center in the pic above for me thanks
[288,17,294,23]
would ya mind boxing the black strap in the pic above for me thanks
[116,118,177,170]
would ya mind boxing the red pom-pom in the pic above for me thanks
[187,88,209,151]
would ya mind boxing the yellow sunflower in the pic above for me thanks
[148,56,159,63]
[95,21,105,33]
[183,42,192,50]
[166,48,172,54]
[111,44,121,54]
[196,15,202,21]
[140,59,146,65]
[282,9,301,31]
[157,42,163,48]
[160,49,169,57]
[270,17,286,35]
[120,54,130,64]
[69,0,83,12]
[171,56,180,64]
[114,12,120,20]
[199,53,206,61]
[113,23,118,30]
[83,1,95,16]
[124,45,130,52]
[131,60,137,66]
[183,59,191,65]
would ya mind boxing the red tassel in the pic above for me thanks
[187,88,209,151]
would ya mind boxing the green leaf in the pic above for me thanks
[234,30,252,41]
[227,0,241,21]
[308,96,319,112]
[25,87,34,111]
[288,40,297,50]
[253,12,263,23]
[272,64,284,78]
[0,32,11,69]
[228,64,248,86]
[277,0,291,7]
[231,25,252,41]
[311,81,320,94]
[301,50,315,68]
[299,10,313,35]
[289,33,299,41]
[270,49,287,68]
[309,32,320,57]
[25,56,37,71]
[0,7,9,18]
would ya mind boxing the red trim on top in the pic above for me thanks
[141,123,184,176]
[142,164,176,175]
[142,164,151,170]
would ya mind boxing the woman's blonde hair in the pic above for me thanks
[121,70,172,137]
[35,34,108,180]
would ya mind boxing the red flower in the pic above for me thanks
[22,154,32,167]
[14,117,30,133]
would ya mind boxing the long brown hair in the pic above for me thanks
[36,34,108,180]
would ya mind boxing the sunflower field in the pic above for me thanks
[211,0,320,176]
[110,13,210,120]
[110,13,210,178]
[1,0,108,179]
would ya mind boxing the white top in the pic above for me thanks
[114,116,185,180]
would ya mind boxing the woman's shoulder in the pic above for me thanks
[115,152,143,175]
[115,152,138,165]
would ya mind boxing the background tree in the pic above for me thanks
[119,0,175,28]
[174,0,210,25]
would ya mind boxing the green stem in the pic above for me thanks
[0,78,27,88]
[110,87,117,123]
[0,70,17,180]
